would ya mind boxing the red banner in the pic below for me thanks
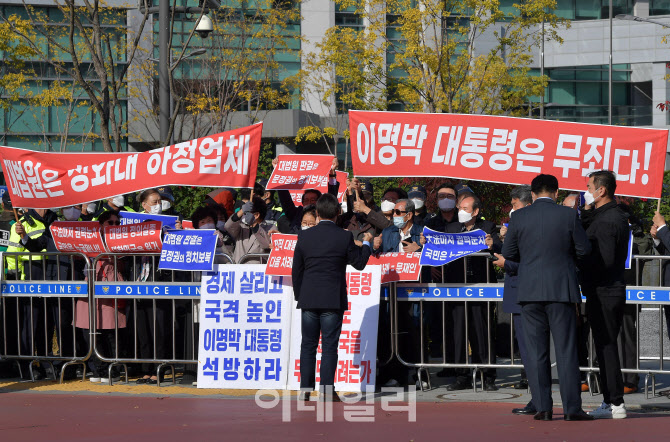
[103,221,162,253]
[182,220,194,229]
[50,221,106,257]
[0,123,263,208]
[266,154,333,191]
[266,233,297,276]
[350,111,668,198]
[367,252,422,283]
[336,170,349,203]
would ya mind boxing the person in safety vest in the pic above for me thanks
[6,207,58,379]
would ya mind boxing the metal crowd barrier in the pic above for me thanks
[391,253,670,398]
[88,252,234,386]
[1,252,93,382]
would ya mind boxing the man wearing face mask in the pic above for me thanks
[225,196,277,264]
[443,194,502,391]
[579,170,630,419]
[94,194,135,220]
[355,187,405,234]
[408,185,429,225]
[374,199,425,388]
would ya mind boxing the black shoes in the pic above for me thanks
[446,379,472,391]
[298,391,311,402]
[534,411,553,421]
[564,410,595,421]
[483,379,498,391]
[514,379,529,390]
[512,403,537,415]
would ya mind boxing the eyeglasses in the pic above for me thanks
[393,209,407,216]
[437,193,457,200]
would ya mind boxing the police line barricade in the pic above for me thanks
[89,252,234,386]
[237,252,397,368]
[393,253,670,397]
[1,252,93,382]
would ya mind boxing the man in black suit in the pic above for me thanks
[444,194,501,391]
[292,193,373,401]
[502,174,593,421]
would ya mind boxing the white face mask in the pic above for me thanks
[87,203,97,214]
[62,207,81,221]
[438,197,456,211]
[112,196,125,208]
[216,220,226,230]
[301,225,312,230]
[411,198,424,210]
[341,202,347,213]
[381,200,395,212]
[149,203,162,215]
[509,208,516,217]
[584,190,595,206]
[458,209,473,224]
[161,200,172,212]
[200,222,215,230]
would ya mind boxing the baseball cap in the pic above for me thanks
[359,179,374,195]
[455,184,474,195]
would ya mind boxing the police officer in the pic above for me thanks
[6,206,58,379]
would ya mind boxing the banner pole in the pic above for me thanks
[658,198,662,213]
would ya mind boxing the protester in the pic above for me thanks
[650,212,670,366]
[292,193,372,401]
[503,174,593,422]
[0,192,15,253]
[192,205,234,258]
[134,188,171,385]
[256,178,284,223]
[299,205,318,230]
[78,210,127,383]
[443,194,500,392]
[374,199,424,388]
[580,170,630,419]
[225,196,277,264]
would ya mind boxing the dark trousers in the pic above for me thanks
[585,291,625,406]
[619,304,639,387]
[136,299,169,374]
[522,302,582,414]
[82,328,117,374]
[300,309,343,390]
[20,298,47,357]
[452,302,496,382]
[47,298,75,359]
[513,313,529,370]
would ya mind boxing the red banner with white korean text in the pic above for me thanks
[0,123,263,208]
[50,221,106,257]
[103,221,162,253]
[266,233,297,276]
[367,252,421,283]
[349,111,668,199]
[266,154,334,191]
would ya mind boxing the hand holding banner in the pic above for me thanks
[266,154,334,191]
[420,227,488,266]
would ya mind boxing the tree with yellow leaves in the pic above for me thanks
[300,0,568,159]
[1,1,151,152]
